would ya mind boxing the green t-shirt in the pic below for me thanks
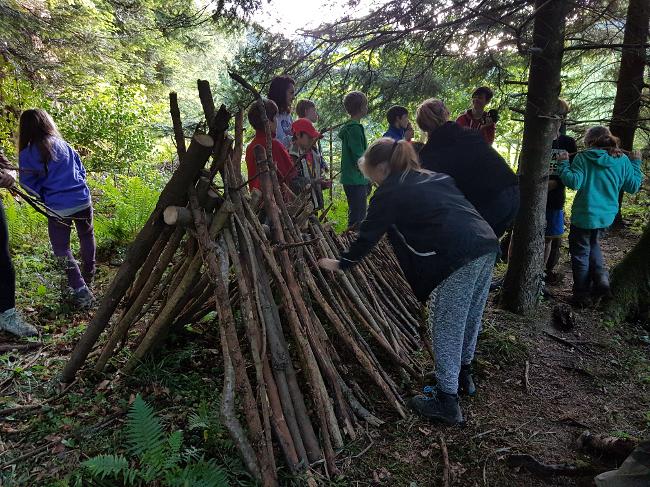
[339,119,368,185]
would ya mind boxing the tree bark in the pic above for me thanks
[500,0,568,314]
[606,223,650,322]
[610,0,649,226]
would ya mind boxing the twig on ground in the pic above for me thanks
[507,454,599,477]
[0,343,43,353]
[0,379,77,418]
[439,434,450,487]
[352,438,374,459]
[543,331,595,357]
[524,360,531,394]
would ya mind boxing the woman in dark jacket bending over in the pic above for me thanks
[417,98,519,239]
[318,138,499,425]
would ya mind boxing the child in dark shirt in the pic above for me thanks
[545,99,577,283]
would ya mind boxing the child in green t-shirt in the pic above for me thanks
[339,91,369,230]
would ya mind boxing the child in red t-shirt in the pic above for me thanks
[245,99,297,194]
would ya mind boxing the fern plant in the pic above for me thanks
[82,395,228,486]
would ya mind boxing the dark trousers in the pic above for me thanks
[47,207,96,290]
[568,225,608,295]
[343,184,370,230]
[479,185,520,239]
[0,199,15,312]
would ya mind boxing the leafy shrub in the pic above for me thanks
[90,175,161,251]
[82,394,228,486]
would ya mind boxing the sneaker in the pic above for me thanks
[0,308,38,337]
[408,387,464,425]
[73,286,95,310]
[459,364,477,397]
[594,440,650,487]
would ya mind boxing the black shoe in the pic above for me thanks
[408,388,464,425]
[459,364,477,397]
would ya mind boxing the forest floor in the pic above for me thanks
[0,220,649,486]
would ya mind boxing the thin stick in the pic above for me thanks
[440,434,450,487]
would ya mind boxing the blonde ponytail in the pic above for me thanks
[359,138,422,181]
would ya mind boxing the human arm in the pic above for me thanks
[18,148,45,197]
[0,151,16,188]
[621,150,645,195]
[337,188,396,270]
[480,124,495,145]
[558,151,586,190]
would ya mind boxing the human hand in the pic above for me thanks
[631,149,642,161]
[0,170,15,189]
[318,258,341,272]
[557,150,569,161]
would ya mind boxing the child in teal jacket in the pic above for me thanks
[339,91,369,229]
[558,126,644,305]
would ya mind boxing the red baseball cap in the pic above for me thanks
[292,118,322,139]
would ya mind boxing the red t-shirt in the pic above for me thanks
[456,110,496,145]
[245,131,297,191]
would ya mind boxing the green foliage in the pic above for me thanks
[82,394,229,487]
[55,85,163,174]
[91,175,161,250]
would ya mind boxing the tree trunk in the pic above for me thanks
[500,0,568,314]
[606,223,650,323]
[610,0,649,226]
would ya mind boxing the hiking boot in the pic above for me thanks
[594,440,650,487]
[73,286,95,310]
[0,308,38,337]
[82,269,96,287]
[459,364,477,397]
[408,387,464,425]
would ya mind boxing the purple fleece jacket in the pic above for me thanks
[19,137,91,213]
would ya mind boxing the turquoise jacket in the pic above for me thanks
[339,119,369,185]
[558,148,644,229]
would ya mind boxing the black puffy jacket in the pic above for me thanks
[419,122,518,212]
[339,170,498,302]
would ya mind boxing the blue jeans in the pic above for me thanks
[343,184,370,230]
[568,225,608,295]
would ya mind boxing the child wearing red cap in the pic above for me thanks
[289,118,331,210]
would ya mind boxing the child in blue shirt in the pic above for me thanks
[18,109,96,309]
[558,126,644,305]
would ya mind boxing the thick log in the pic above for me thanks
[61,132,217,383]
[163,206,193,227]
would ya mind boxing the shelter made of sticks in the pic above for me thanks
[61,76,428,485]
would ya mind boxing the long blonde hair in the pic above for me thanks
[359,138,422,181]
[416,98,449,134]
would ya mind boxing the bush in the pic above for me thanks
[90,175,161,252]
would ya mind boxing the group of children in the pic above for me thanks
[246,79,643,423]
[0,78,644,427]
